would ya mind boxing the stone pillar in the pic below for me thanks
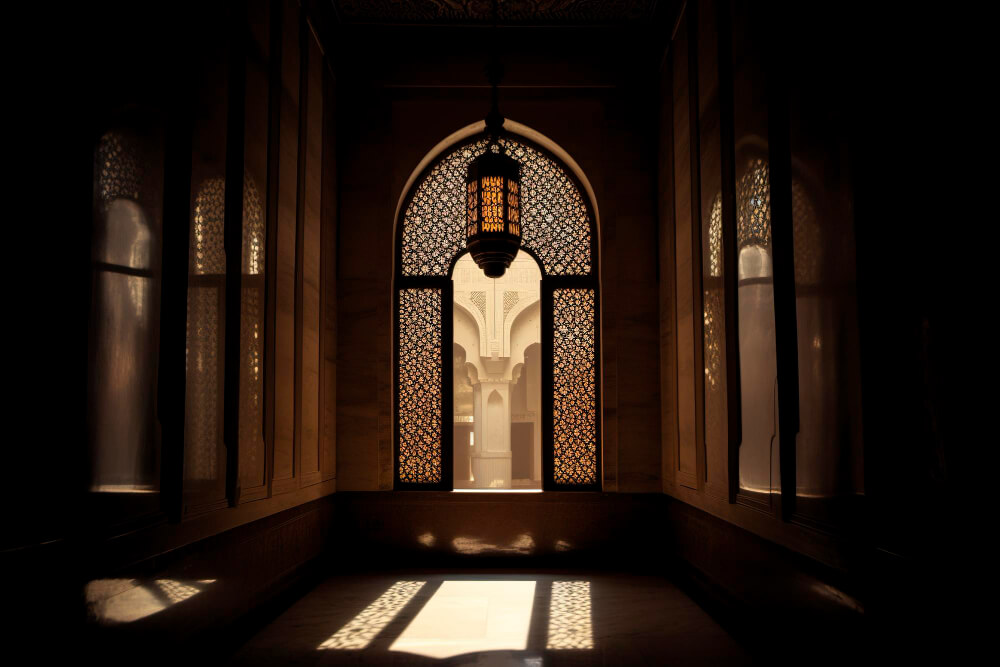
[471,381,483,455]
[471,379,512,488]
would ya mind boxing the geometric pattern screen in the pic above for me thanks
[186,174,267,486]
[552,289,598,485]
[401,137,592,278]
[397,133,597,486]
[736,159,770,249]
[397,288,443,484]
[185,178,227,482]
[703,195,724,391]
[239,175,266,488]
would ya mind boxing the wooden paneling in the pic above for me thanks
[271,0,300,492]
[659,49,677,490]
[671,8,699,491]
[183,2,231,516]
[320,63,338,483]
[336,492,672,567]
[335,94,389,492]
[661,494,865,661]
[608,95,663,493]
[223,3,248,507]
[299,26,324,488]
[697,0,729,502]
[239,0,272,503]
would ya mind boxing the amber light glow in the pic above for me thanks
[481,175,505,231]
[465,149,522,278]
[508,180,520,235]
[466,180,479,237]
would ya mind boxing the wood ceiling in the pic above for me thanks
[332,0,664,25]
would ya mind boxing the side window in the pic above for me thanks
[185,178,227,493]
[88,129,164,501]
[735,158,780,501]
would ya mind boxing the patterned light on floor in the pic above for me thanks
[546,581,594,649]
[318,581,426,650]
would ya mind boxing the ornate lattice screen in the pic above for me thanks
[186,178,227,483]
[551,289,598,485]
[397,288,444,484]
[737,159,770,249]
[704,194,724,392]
[395,131,599,489]
[401,138,592,278]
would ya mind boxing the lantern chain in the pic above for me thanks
[485,0,504,142]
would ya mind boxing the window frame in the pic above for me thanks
[392,130,602,492]
[86,124,167,524]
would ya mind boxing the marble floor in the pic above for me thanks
[227,570,750,666]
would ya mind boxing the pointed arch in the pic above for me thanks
[392,120,601,272]
[393,121,601,491]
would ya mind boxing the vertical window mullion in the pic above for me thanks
[223,2,248,506]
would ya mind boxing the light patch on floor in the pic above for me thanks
[546,581,594,649]
[318,580,426,650]
[389,580,537,659]
[85,578,214,624]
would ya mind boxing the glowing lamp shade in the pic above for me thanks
[465,149,521,278]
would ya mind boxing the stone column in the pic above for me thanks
[470,379,512,488]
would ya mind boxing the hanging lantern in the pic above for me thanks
[465,147,521,278]
[464,9,520,280]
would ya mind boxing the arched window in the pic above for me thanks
[698,161,780,503]
[184,171,265,500]
[394,127,600,491]
[88,130,163,497]
[734,158,780,497]
[185,178,227,485]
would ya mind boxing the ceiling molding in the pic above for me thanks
[332,0,660,26]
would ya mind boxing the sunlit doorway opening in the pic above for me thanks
[452,251,542,490]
